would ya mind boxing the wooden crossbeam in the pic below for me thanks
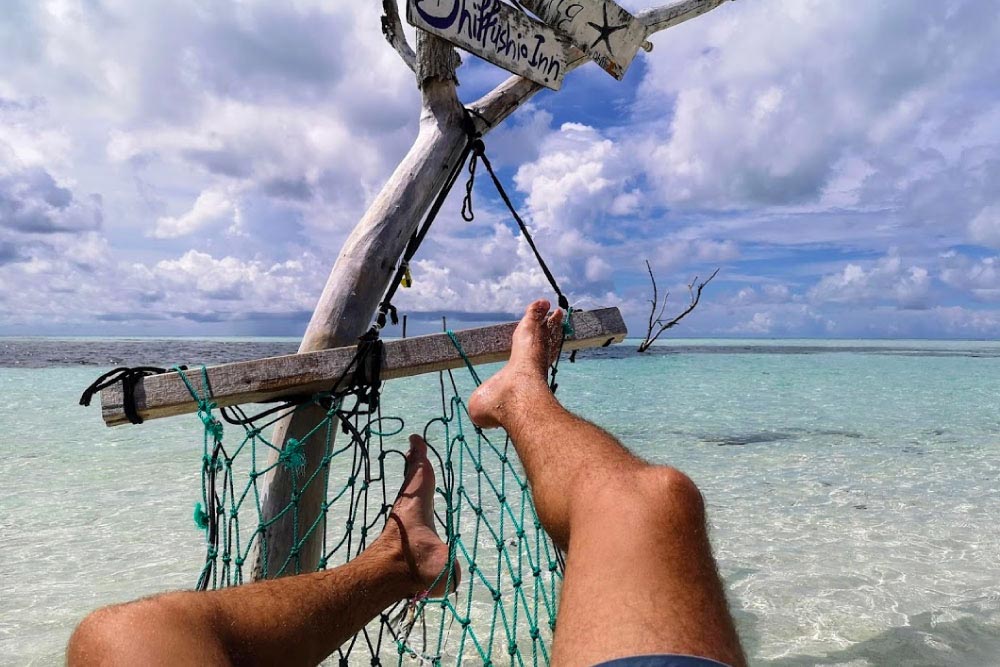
[99,307,627,427]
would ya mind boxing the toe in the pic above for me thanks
[408,433,428,458]
[524,299,551,323]
[546,308,564,332]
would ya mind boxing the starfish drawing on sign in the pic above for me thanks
[587,4,628,55]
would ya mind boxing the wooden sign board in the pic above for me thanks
[407,0,569,90]
[519,0,646,80]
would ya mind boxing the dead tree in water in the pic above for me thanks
[637,261,718,352]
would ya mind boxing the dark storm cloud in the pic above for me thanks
[170,310,312,324]
[0,240,24,265]
[0,167,102,234]
[97,311,168,322]
[181,148,253,179]
[261,177,314,202]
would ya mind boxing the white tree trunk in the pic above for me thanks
[251,36,468,579]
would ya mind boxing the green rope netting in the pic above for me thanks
[177,335,565,665]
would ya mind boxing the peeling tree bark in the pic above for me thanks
[252,0,732,580]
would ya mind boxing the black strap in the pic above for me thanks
[79,366,178,425]
[375,112,481,330]
[464,140,570,312]
[374,110,569,329]
[349,331,384,411]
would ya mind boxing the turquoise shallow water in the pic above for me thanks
[2,338,1000,665]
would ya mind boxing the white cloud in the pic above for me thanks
[652,239,740,273]
[585,256,612,282]
[515,123,624,232]
[732,312,773,335]
[969,205,1000,248]
[153,189,235,238]
[0,106,71,169]
[729,284,792,307]
[940,251,1000,302]
[2,0,999,338]
[482,106,554,168]
[810,253,931,309]
[933,305,1000,335]
[631,0,1000,240]
[146,250,314,307]
[0,0,422,333]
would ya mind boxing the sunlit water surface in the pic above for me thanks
[2,338,999,665]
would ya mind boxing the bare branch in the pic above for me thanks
[638,266,719,352]
[469,0,732,133]
[637,0,731,38]
[468,49,588,132]
[645,260,658,339]
[381,0,416,74]
[656,288,671,324]
[657,268,718,333]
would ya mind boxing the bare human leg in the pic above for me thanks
[469,300,746,667]
[68,435,457,667]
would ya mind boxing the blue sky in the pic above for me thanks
[1,0,999,339]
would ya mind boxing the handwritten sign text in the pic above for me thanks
[407,0,570,90]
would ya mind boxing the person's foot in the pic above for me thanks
[469,299,564,429]
[379,434,458,597]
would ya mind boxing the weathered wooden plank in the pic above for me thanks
[406,0,570,90]
[100,308,627,427]
[519,0,646,80]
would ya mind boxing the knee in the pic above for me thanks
[68,602,150,665]
[636,466,706,525]
[68,606,123,665]
[609,466,707,538]
[575,464,706,531]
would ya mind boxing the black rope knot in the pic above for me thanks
[375,302,398,329]
[351,332,384,410]
[460,107,485,141]
[79,366,177,425]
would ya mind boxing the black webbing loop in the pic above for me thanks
[374,111,483,330]
[461,139,484,222]
[79,366,177,425]
[220,395,309,427]
[373,107,570,334]
[461,140,571,313]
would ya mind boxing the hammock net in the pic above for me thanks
[82,130,575,665]
[179,328,567,666]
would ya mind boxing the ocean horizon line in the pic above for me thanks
[1,334,998,343]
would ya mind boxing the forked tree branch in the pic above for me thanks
[638,265,719,352]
